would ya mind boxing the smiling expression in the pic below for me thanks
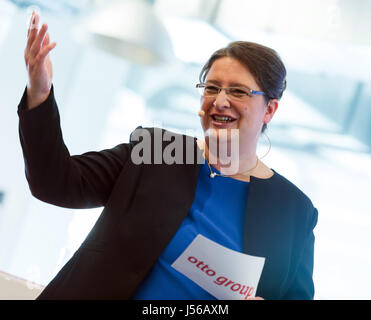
[200,57,277,149]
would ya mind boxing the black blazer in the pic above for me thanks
[17,85,318,300]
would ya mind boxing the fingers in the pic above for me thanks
[25,12,40,66]
[25,14,37,65]
[25,12,56,67]
[30,23,48,57]
[26,12,38,50]
[42,32,50,48]
[38,41,56,62]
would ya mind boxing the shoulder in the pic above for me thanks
[254,169,318,229]
[129,126,198,153]
[276,170,318,228]
[129,126,192,142]
[128,126,202,165]
[262,170,313,204]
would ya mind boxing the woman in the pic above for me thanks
[20,12,318,300]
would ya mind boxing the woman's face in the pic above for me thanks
[200,57,278,152]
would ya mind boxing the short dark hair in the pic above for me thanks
[199,41,287,133]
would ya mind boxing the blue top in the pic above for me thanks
[132,161,250,300]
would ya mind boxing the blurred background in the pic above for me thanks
[0,0,370,299]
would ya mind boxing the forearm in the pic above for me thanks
[18,85,135,208]
[18,84,84,207]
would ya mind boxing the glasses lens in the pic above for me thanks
[228,88,249,100]
[197,84,251,101]
[203,85,220,97]
[198,84,219,97]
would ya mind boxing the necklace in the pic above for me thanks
[205,156,259,179]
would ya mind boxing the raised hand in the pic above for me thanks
[24,12,56,109]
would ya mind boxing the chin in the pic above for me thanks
[204,127,240,150]
[203,128,241,167]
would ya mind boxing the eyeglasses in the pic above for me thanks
[196,83,266,102]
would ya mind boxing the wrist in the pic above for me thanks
[26,87,51,110]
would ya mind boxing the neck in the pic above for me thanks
[203,140,258,176]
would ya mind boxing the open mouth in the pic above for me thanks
[211,115,237,123]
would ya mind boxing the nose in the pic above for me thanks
[213,88,231,110]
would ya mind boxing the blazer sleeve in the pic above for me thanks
[282,206,319,300]
[17,84,135,209]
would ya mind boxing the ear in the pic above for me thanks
[264,99,279,124]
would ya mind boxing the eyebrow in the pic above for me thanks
[206,79,253,90]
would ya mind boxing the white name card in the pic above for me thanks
[171,234,265,300]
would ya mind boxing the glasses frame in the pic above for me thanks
[196,83,266,101]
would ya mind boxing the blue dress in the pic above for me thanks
[132,161,250,299]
